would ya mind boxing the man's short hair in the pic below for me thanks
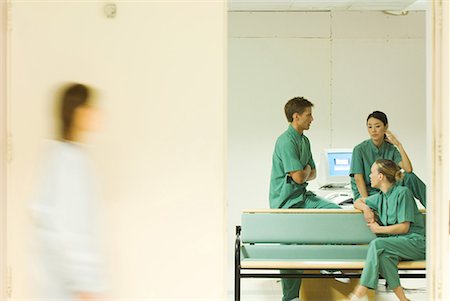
[284,97,314,122]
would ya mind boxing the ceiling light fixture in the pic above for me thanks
[382,10,409,16]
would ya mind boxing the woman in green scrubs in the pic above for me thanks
[350,111,426,207]
[345,159,425,301]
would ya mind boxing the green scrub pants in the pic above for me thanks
[360,236,425,290]
[402,172,427,207]
[281,194,341,301]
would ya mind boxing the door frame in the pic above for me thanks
[0,1,7,299]
[428,1,450,299]
[0,2,448,300]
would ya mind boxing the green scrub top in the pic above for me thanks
[365,185,425,238]
[350,139,402,199]
[269,125,315,209]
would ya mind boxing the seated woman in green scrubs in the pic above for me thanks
[345,159,425,301]
[350,111,426,207]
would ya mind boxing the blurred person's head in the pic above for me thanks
[58,83,99,142]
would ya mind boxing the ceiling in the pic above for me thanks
[228,0,427,12]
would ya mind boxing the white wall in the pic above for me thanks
[7,2,226,300]
[228,10,426,290]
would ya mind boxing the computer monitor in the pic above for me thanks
[318,148,353,188]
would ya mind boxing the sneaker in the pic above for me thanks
[320,269,351,284]
[289,298,300,301]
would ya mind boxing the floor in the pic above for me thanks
[230,278,427,301]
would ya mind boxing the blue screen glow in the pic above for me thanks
[327,151,352,177]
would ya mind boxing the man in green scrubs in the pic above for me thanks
[269,96,340,301]
[350,111,427,207]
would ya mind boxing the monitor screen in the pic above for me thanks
[318,148,353,187]
[327,151,352,177]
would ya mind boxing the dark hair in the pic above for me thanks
[367,111,388,126]
[374,159,404,184]
[284,97,314,122]
[59,83,91,140]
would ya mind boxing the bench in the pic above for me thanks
[234,209,426,301]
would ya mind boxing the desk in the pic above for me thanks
[314,187,354,208]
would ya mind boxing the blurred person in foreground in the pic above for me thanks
[29,83,107,301]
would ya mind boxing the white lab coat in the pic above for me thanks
[29,140,106,300]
